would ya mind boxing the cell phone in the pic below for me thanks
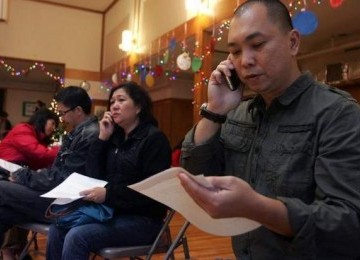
[223,69,242,91]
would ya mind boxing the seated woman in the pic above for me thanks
[46,82,172,260]
[0,108,60,259]
[0,108,60,169]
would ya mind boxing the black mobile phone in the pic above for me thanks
[223,69,241,91]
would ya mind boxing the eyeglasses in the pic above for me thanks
[58,107,75,117]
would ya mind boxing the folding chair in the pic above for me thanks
[16,222,50,260]
[95,209,190,260]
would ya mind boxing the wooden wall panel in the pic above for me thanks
[339,84,360,102]
[153,98,193,148]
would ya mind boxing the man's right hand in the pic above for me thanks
[207,59,243,115]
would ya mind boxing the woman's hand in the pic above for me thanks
[80,187,106,204]
[99,111,114,141]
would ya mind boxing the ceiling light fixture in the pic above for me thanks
[119,30,134,52]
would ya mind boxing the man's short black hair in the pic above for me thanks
[54,86,92,114]
[234,0,294,34]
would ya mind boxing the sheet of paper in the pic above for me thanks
[41,172,108,202]
[0,159,23,172]
[128,167,261,237]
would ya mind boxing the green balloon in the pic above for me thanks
[191,57,202,72]
[163,50,169,64]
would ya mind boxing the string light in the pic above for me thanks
[0,58,64,87]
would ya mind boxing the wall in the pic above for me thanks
[0,0,102,71]
[2,87,54,124]
[0,0,104,120]
[153,98,194,148]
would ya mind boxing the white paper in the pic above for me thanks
[128,167,261,237]
[41,172,108,203]
[0,159,23,172]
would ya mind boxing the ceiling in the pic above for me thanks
[1,0,359,88]
[29,0,117,13]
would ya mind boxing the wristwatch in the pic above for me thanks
[199,103,227,124]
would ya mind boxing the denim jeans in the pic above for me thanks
[0,181,53,245]
[46,214,163,260]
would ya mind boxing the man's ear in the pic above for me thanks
[289,29,300,55]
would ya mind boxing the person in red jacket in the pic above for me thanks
[0,107,59,259]
[171,139,183,167]
[0,108,60,170]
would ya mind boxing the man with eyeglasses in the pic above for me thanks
[0,86,99,253]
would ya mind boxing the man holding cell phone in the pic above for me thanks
[179,0,360,259]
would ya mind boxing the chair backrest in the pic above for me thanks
[95,209,189,260]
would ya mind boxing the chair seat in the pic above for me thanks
[98,245,153,258]
[18,223,50,235]
[97,231,170,258]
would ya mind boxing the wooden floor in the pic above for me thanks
[28,212,236,260]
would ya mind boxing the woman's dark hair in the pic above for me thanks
[28,108,59,144]
[108,82,157,125]
[54,86,92,114]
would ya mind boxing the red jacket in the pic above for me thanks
[171,148,181,167]
[0,123,59,170]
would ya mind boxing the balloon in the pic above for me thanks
[169,37,177,52]
[154,65,163,77]
[191,57,202,72]
[176,52,191,71]
[292,10,318,36]
[330,0,344,8]
[209,36,217,52]
[111,73,118,84]
[80,80,91,91]
[140,68,147,82]
[163,50,169,64]
[145,73,155,87]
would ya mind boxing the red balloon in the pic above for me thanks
[154,65,163,77]
[330,0,344,8]
[209,36,217,52]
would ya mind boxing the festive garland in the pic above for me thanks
[0,58,64,87]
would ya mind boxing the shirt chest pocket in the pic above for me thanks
[267,124,315,199]
[273,124,314,156]
[221,120,256,152]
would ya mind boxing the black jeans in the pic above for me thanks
[0,181,54,245]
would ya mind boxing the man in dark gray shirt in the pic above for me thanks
[179,0,360,259]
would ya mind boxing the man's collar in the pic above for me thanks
[248,72,313,112]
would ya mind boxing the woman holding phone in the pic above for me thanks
[46,82,172,260]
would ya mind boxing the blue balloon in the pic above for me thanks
[169,38,177,52]
[292,10,318,36]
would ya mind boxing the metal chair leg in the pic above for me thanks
[18,231,38,260]
[164,221,191,260]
